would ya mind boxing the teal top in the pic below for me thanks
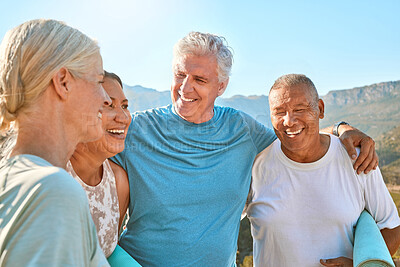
[0,155,109,267]
[112,105,276,266]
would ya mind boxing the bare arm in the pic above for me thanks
[320,257,352,266]
[321,226,400,266]
[110,161,130,232]
[321,124,378,174]
[381,225,400,255]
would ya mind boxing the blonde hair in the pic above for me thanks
[0,19,100,133]
[173,31,233,82]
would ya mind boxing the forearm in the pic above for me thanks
[381,226,400,255]
[320,126,333,134]
[320,124,353,136]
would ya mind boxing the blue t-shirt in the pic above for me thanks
[112,105,276,266]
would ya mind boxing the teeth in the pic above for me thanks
[286,129,302,135]
[107,129,125,134]
[97,112,102,119]
[181,96,195,102]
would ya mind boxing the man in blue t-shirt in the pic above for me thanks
[111,32,377,266]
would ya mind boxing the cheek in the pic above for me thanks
[270,116,282,129]
[304,112,320,124]
[171,78,182,89]
[200,86,217,100]
[171,83,180,95]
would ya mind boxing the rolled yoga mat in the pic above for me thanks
[107,244,142,267]
[353,210,395,267]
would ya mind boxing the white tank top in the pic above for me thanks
[67,159,120,257]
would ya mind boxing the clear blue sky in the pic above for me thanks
[1,0,399,97]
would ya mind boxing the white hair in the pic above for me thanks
[173,31,233,82]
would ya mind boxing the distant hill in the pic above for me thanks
[216,95,271,128]
[321,81,400,138]
[124,80,400,139]
[376,125,400,184]
[123,85,171,112]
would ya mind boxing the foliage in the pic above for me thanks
[382,159,400,185]
[237,217,253,264]
[376,125,400,166]
[240,256,253,267]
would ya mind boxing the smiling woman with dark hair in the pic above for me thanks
[67,71,141,266]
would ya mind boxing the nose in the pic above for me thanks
[115,107,131,124]
[283,111,296,127]
[180,77,194,93]
[101,85,112,106]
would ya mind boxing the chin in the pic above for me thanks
[105,144,125,156]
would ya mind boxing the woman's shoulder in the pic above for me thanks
[12,155,86,200]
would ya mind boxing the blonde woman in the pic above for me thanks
[0,19,110,266]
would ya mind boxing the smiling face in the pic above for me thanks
[269,83,324,159]
[77,75,131,157]
[68,53,110,143]
[171,54,228,124]
[100,77,131,156]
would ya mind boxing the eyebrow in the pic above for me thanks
[110,97,129,102]
[193,75,208,81]
[294,103,309,107]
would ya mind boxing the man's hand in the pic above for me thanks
[338,124,378,174]
[320,257,352,267]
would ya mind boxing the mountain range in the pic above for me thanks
[124,80,400,139]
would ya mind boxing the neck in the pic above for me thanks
[174,104,215,124]
[69,145,108,186]
[281,134,331,163]
[9,87,81,168]
[11,113,75,169]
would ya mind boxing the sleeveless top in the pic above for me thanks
[66,159,120,258]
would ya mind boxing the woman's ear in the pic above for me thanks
[51,67,71,100]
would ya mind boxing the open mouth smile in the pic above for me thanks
[107,129,125,134]
[180,95,196,102]
[106,128,127,140]
[285,129,303,137]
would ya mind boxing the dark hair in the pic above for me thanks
[104,71,123,87]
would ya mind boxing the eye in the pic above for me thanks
[294,108,305,113]
[121,104,129,110]
[196,78,206,84]
[274,111,285,116]
[176,73,186,78]
[99,80,105,84]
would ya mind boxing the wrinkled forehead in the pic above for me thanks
[269,84,318,107]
